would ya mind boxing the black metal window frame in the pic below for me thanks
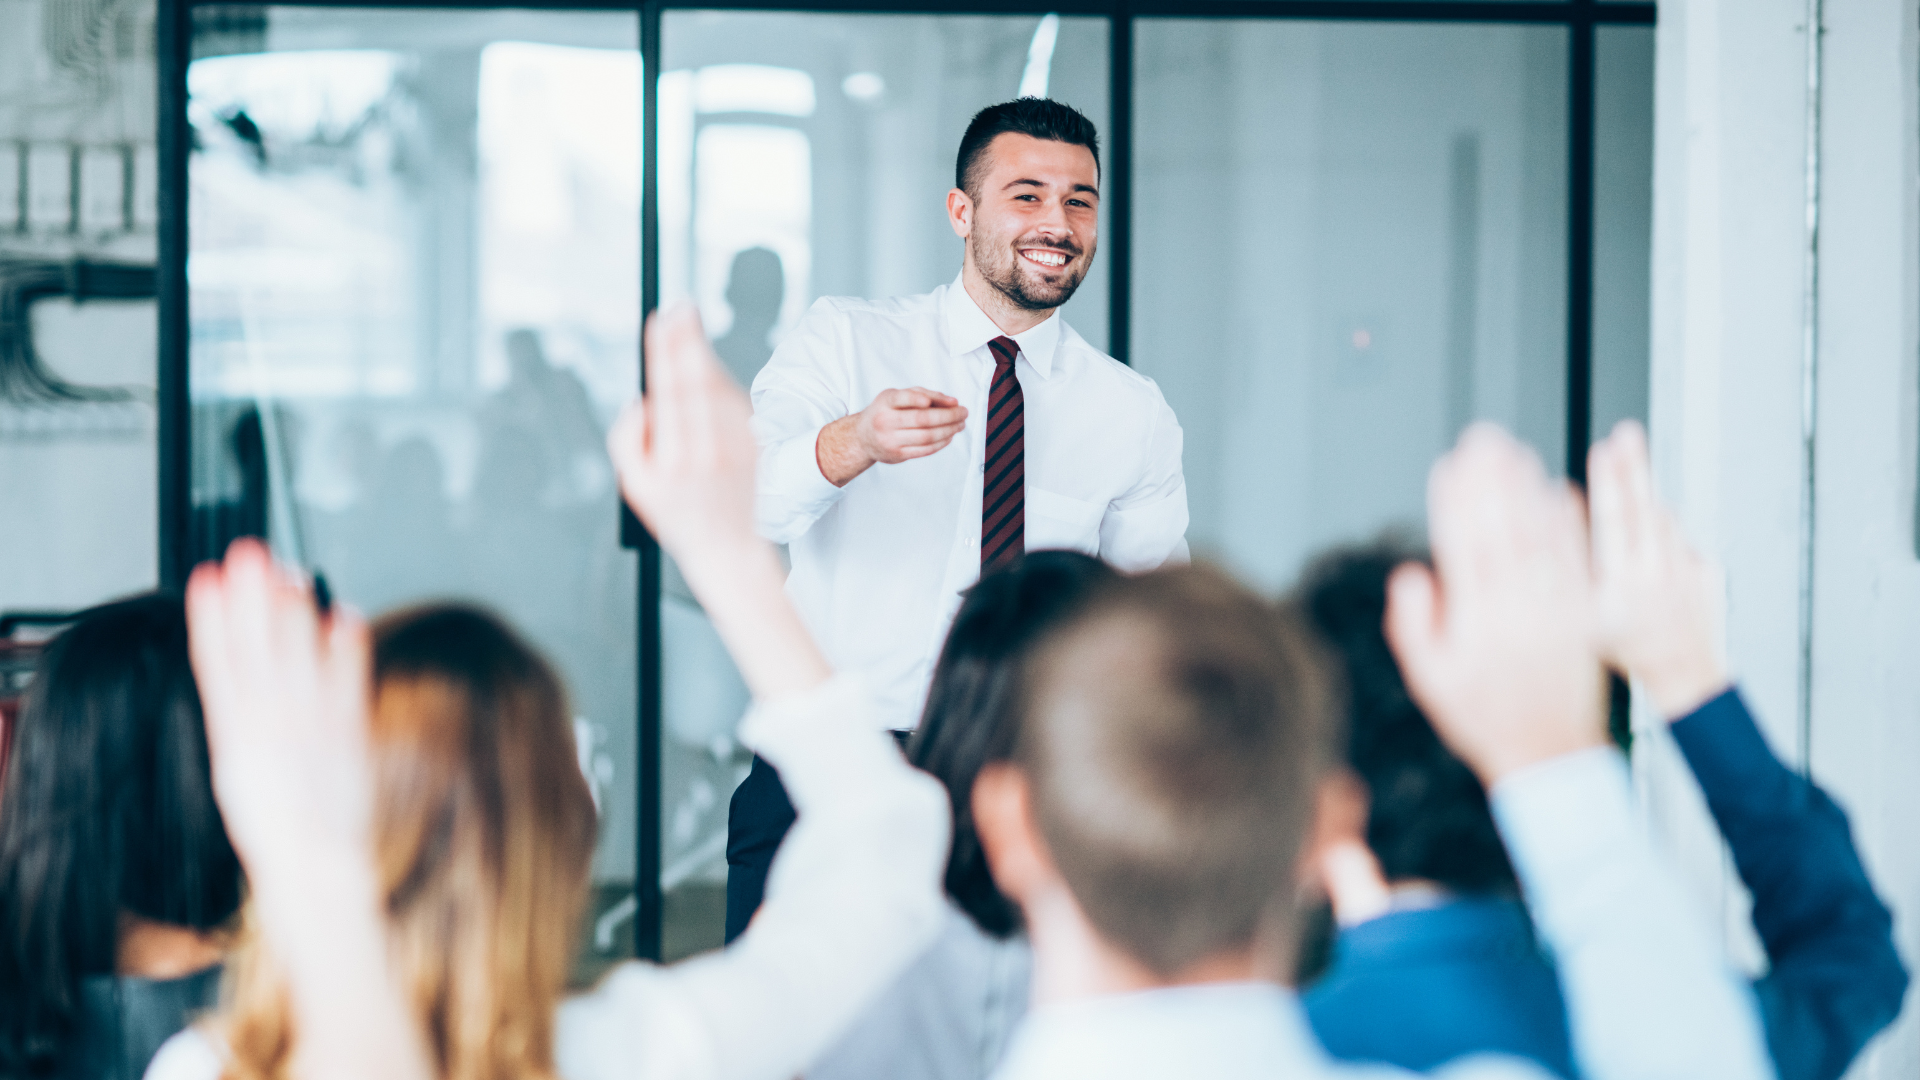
[154,0,1655,960]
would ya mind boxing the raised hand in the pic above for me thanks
[1385,424,1608,785]
[185,538,374,885]
[609,303,760,570]
[186,539,430,1080]
[816,387,969,485]
[1588,420,1729,718]
[609,303,831,701]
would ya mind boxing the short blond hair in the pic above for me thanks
[1016,564,1339,977]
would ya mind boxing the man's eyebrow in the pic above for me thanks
[999,177,1102,197]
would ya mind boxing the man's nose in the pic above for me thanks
[1032,204,1073,243]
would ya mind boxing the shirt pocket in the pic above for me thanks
[1025,487,1106,555]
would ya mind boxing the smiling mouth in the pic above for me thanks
[1019,248,1071,270]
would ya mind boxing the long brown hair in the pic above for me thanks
[217,604,598,1080]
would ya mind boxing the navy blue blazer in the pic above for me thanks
[1304,688,1909,1080]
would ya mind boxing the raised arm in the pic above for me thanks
[1386,424,1773,1080]
[1589,421,1910,1080]
[184,543,431,1080]
[564,304,950,1080]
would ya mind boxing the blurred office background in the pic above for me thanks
[2,6,1915,1076]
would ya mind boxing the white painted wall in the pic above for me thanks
[1647,0,1919,1073]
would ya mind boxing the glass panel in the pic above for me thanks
[1592,25,1655,440]
[1134,19,1569,592]
[658,9,1109,959]
[186,6,641,981]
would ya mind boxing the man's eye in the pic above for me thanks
[1068,199,1091,208]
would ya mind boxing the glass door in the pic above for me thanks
[184,4,642,981]
[652,9,1110,958]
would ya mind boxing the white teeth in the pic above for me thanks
[1023,250,1067,267]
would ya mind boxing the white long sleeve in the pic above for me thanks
[1489,748,1776,1080]
[556,675,952,1080]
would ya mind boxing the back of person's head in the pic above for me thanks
[909,550,1118,939]
[1297,540,1517,895]
[0,594,241,1074]
[219,604,596,1080]
[1013,564,1338,977]
[955,98,1101,198]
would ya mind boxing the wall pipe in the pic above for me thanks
[1795,0,1824,774]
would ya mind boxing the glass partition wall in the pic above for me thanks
[180,4,644,978]
[160,0,1656,964]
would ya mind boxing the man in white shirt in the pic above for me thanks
[967,424,1776,1080]
[728,97,1188,938]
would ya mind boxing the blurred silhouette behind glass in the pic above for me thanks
[187,7,640,979]
[711,247,784,389]
[188,408,268,566]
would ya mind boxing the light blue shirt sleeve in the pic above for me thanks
[1490,747,1777,1080]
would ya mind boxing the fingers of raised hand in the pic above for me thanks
[607,399,649,485]
[1428,424,1552,596]
[1384,561,1445,686]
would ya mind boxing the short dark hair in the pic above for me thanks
[955,98,1101,198]
[1297,540,1518,896]
[907,550,1118,939]
[0,594,243,1075]
[1014,564,1339,977]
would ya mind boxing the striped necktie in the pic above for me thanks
[982,335,1025,572]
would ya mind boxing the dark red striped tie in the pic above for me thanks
[981,335,1025,572]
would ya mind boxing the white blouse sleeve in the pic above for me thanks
[556,676,952,1080]
[142,1028,224,1080]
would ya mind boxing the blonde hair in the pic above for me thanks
[216,605,598,1080]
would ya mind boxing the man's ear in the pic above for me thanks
[1297,768,1371,893]
[972,761,1049,905]
[947,187,974,240]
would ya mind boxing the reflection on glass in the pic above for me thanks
[656,10,1109,959]
[1134,20,1570,592]
[186,6,640,980]
[1592,26,1655,440]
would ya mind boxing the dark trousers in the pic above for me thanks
[724,753,796,943]
[724,731,916,943]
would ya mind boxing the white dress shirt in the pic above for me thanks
[144,676,952,1080]
[752,277,1188,730]
[990,749,1776,1080]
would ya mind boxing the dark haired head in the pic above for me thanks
[955,98,1100,199]
[1297,539,1518,896]
[0,594,242,1074]
[907,550,1118,938]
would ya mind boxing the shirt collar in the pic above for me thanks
[995,983,1326,1080]
[940,274,1062,379]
